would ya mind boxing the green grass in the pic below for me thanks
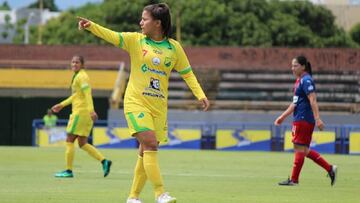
[0,146,359,203]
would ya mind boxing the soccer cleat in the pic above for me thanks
[54,170,73,178]
[102,159,112,177]
[327,165,337,186]
[278,178,298,186]
[156,192,176,203]
[126,198,142,203]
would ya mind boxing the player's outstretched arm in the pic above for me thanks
[76,16,120,46]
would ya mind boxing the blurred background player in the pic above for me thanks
[43,109,58,129]
[274,55,337,186]
[77,3,210,203]
[51,55,112,178]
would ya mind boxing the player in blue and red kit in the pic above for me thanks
[274,55,337,186]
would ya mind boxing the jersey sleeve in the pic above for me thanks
[118,32,138,53]
[173,41,206,100]
[86,22,138,53]
[302,77,315,95]
[173,41,191,73]
[60,76,78,107]
[60,95,73,107]
[86,22,120,47]
[79,74,95,112]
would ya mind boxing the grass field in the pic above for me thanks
[0,146,359,203]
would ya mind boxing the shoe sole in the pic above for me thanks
[331,165,337,186]
[164,200,176,203]
[54,175,73,178]
[104,160,112,177]
[278,183,298,186]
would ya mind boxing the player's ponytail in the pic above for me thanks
[296,55,312,76]
[305,61,312,76]
[144,3,172,38]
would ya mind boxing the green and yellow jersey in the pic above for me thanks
[60,69,95,114]
[87,23,206,117]
[43,114,57,128]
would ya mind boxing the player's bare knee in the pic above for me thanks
[143,140,158,151]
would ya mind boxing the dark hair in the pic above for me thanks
[73,55,85,68]
[295,55,312,76]
[144,3,172,38]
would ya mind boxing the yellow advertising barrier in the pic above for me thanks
[350,133,360,154]
[0,69,118,90]
[284,131,335,152]
[37,127,78,147]
[36,126,202,148]
[216,129,270,150]
[92,127,136,148]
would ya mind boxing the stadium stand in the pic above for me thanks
[0,45,359,113]
[164,69,359,112]
[213,70,360,112]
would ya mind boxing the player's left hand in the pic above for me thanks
[77,16,91,30]
[199,98,210,111]
[51,104,63,113]
[316,118,324,131]
[90,111,98,122]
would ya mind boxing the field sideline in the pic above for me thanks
[0,147,359,203]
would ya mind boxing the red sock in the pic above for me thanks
[306,150,331,172]
[291,151,305,183]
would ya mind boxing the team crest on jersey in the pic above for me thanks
[164,57,172,67]
[152,57,161,66]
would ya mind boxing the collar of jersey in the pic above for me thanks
[300,72,309,78]
[71,69,83,85]
[145,37,172,49]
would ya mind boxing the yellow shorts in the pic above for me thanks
[125,111,168,143]
[66,113,93,137]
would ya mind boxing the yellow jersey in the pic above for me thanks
[60,69,95,114]
[87,23,206,117]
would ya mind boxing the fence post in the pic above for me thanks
[335,127,342,154]
[200,124,216,150]
[271,125,284,151]
[342,126,350,154]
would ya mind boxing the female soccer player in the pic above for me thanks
[51,55,112,178]
[275,55,337,186]
[78,3,209,203]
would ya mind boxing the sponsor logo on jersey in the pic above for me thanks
[142,92,165,99]
[141,64,167,76]
[143,79,165,99]
[153,49,163,55]
[150,77,160,90]
[308,85,314,91]
[152,57,161,66]
[293,96,299,104]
